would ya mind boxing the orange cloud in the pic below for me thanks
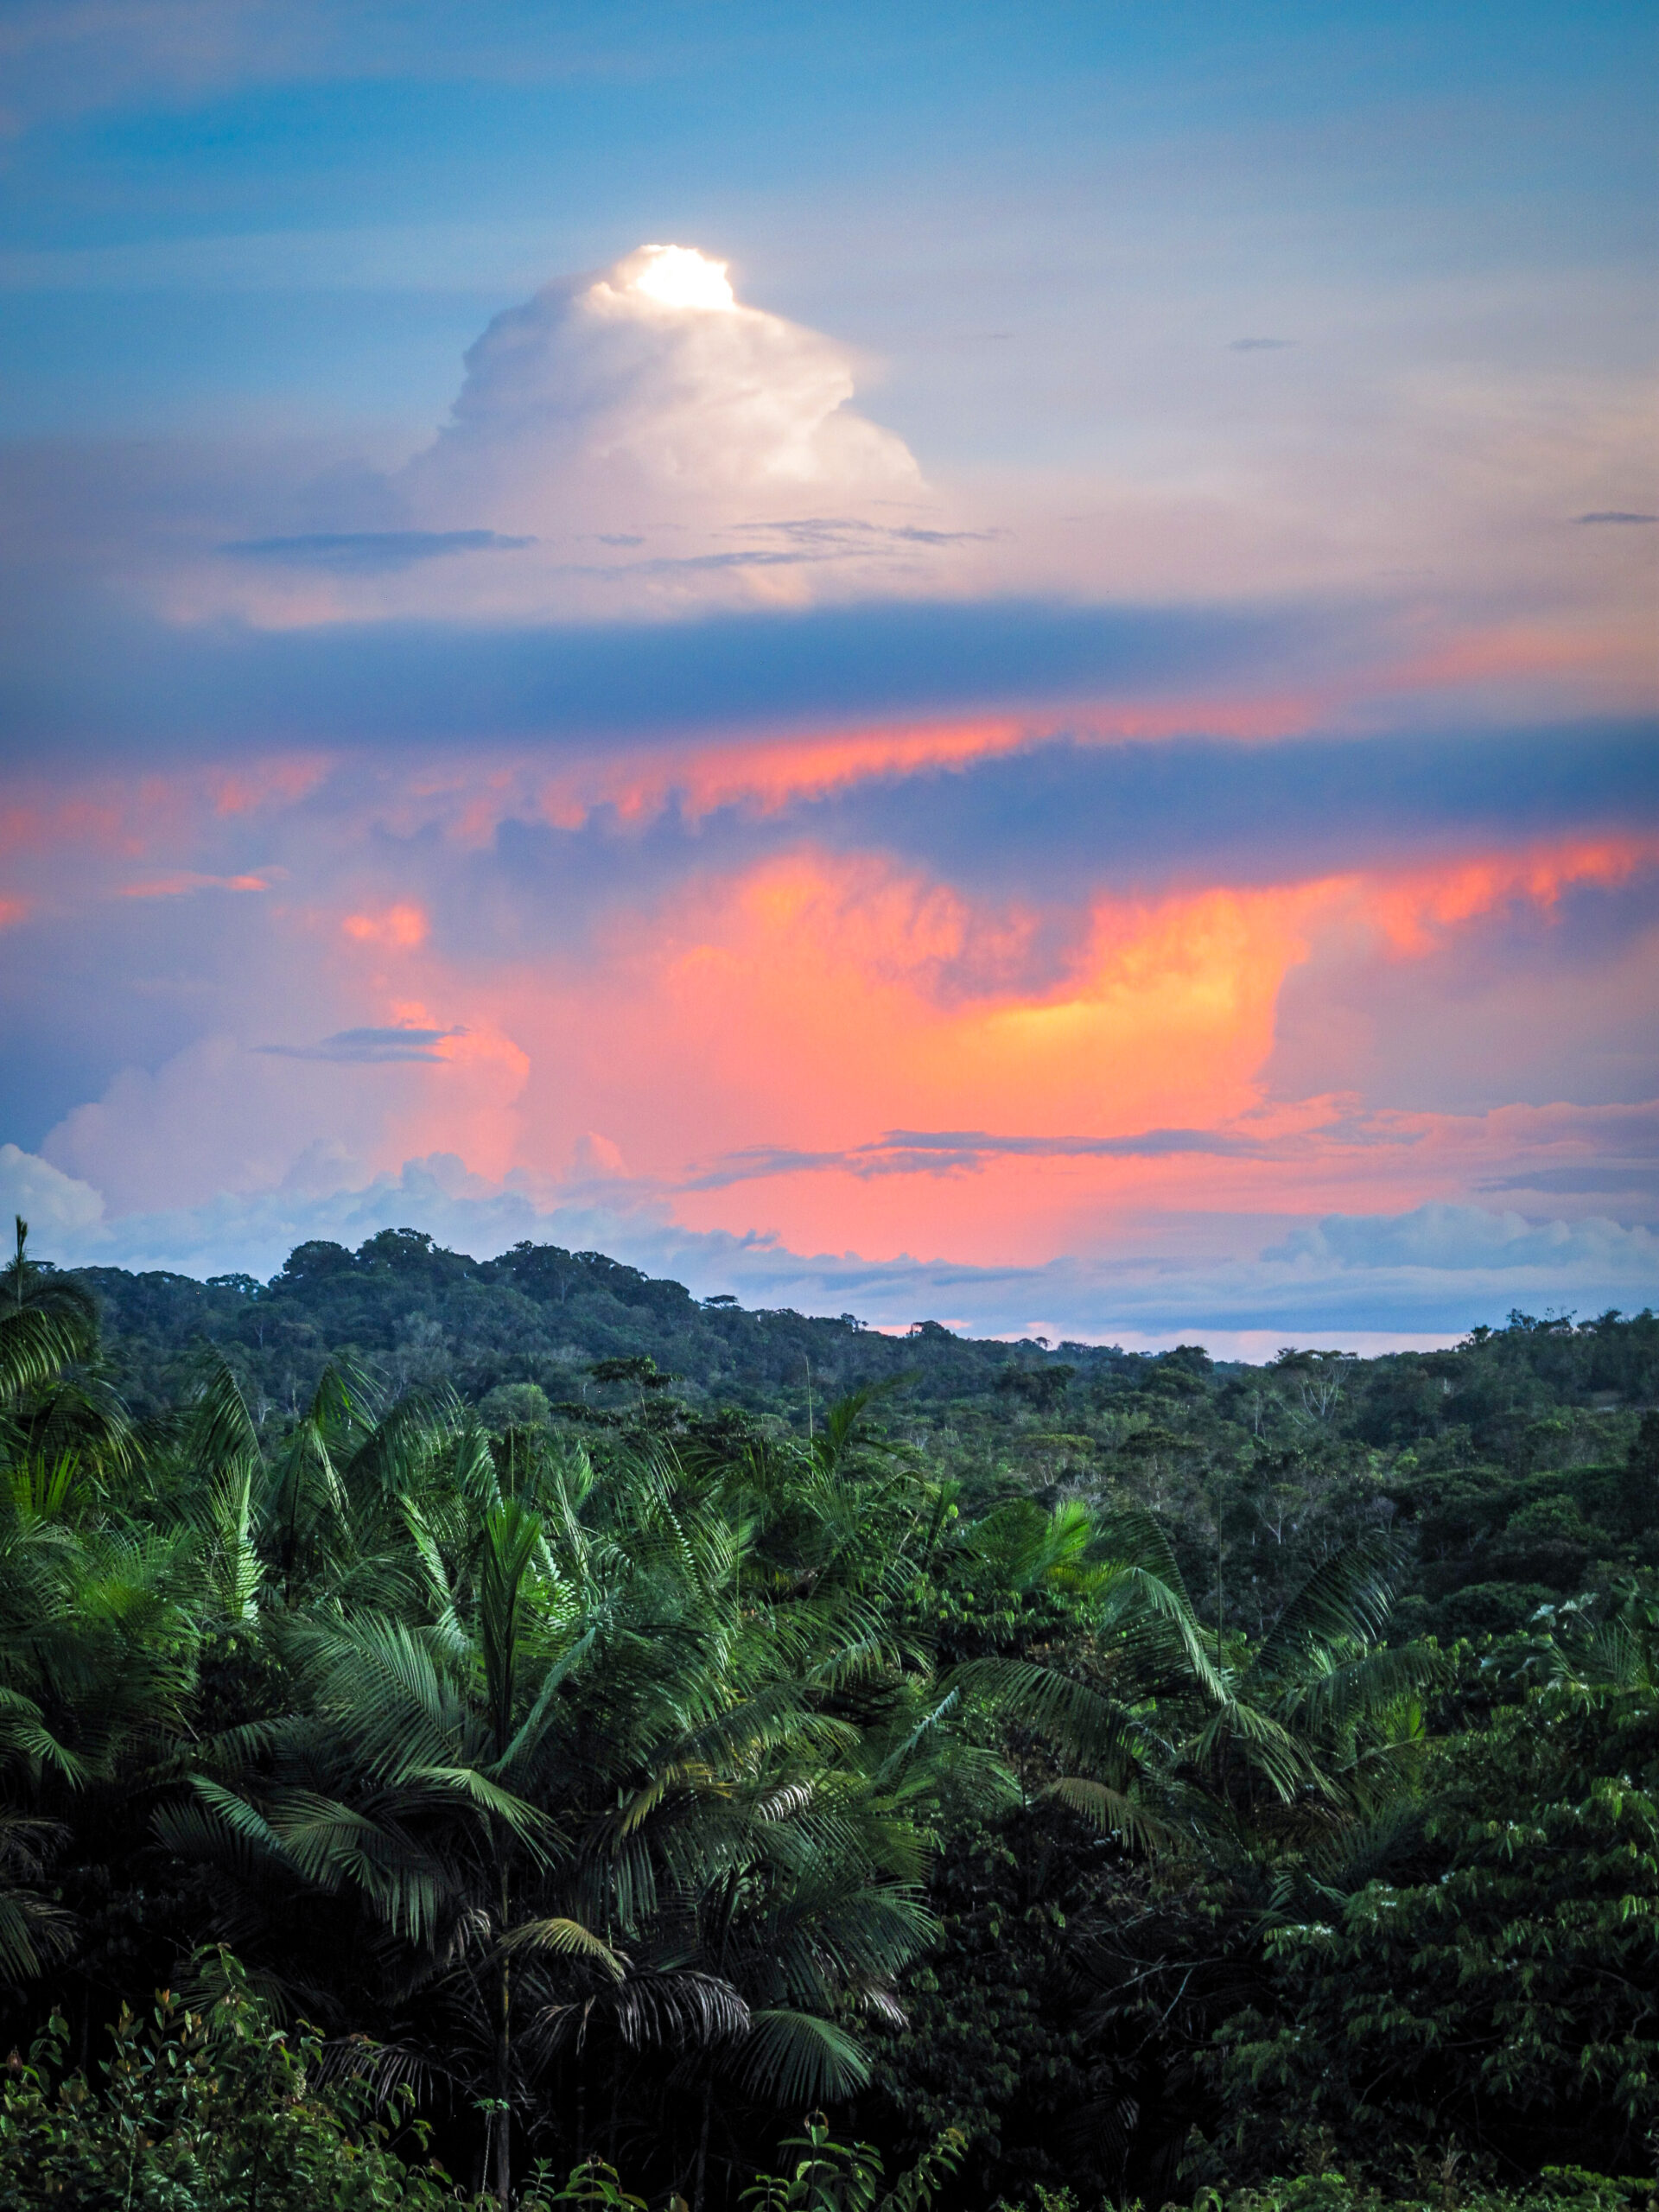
[13,731,1647,1271]
[371,851,1326,1262]
[343,903,429,949]
[521,693,1346,839]
[1363,835,1657,953]
[208,758,332,816]
[120,872,272,899]
[557,858,1318,1255]
[399,824,1649,1261]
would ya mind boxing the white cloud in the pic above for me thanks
[408,244,919,534]
[41,1036,358,1213]
[0,1142,105,1239]
[1266,1201,1658,1274]
[136,241,956,626]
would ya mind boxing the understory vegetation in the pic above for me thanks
[2,1223,1656,2209]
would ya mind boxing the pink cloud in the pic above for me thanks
[120,871,272,898]
[10,721,1654,1286]
[342,903,429,948]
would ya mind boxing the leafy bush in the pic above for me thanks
[742,2111,965,2212]
[0,1955,460,2208]
[1193,2172,1657,2212]
[0,1952,653,2211]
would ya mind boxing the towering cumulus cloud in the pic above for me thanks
[406,244,921,550]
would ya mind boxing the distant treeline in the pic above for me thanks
[73,1230,1659,1641]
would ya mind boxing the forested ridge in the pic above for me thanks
[2,1222,1656,2209]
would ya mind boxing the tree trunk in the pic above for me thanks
[494,1866,512,2209]
[693,2074,713,2212]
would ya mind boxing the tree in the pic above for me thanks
[1207,1590,1659,2177]
[0,1216,102,1425]
[879,1517,1438,2199]
[1617,1411,1659,1539]
[157,1411,951,2206]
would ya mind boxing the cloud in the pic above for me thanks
[223,531,536,572]
[1574,511,1656,525]
[10,1142,1654,1350]
[804,719,1659,901]
[258,1025,467,1065]
[1482,1164,1659,1200]
[1266,1200,1657,1277]
[1229,337,1295,351]
[119,871,272,898]
[341,905,428,949]
[4,730,1653,1252]
[0,1141,105,1238]
[404,243,920,542]
[543,517,1003,584]
[0,594,1343,765]
[686,1124,1263,1189]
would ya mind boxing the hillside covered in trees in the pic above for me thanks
[1,1224,1656,2208]
[79,1227,1659,1642]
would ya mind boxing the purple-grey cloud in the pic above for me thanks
[258,1026,467,1064]
[224,531,535,572]
[0,594,1349,765]
[684,1125,1265,1189]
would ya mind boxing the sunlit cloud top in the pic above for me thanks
[408,236,921,540]
[616,244,738,314]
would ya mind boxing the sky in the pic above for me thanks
[0,0,1655,1351]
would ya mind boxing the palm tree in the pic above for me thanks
[0,1228,201,2007]
[0,1484,200,2015]
[918,1503,1439,2196]
[159,1413,951,2205]
[948,1501,1435,1866]
[0,1217,99,1407]
[941,1501,1224,1853]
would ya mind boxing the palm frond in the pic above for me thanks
[0,1883,75,1985]
[1249,1536,1395,1682]
[613,1969,750,2050]
[188,1350,261,1473]
[950,1656,1148,1780]
[501,1915,626,1980]
[0,1305,95,1402]
[1294,1640,1443,1734]
[730,2007,871,2106]
[1047,1775,1181,1857]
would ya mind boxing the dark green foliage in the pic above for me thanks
[60,1234,1659,1635]
[741,2111,965,2212]
[0,1955,462,2208]
[0,1951,693,2209]
[1205,1592,1659,2179]
[4,1229,1659,2205]
[1619,1413,1659,1539]
[869,1810,1243,2207]
[1194,2177,1657,2212]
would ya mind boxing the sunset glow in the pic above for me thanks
[0,3,1652,1342]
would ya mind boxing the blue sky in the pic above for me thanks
[0,0,1654,1346]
